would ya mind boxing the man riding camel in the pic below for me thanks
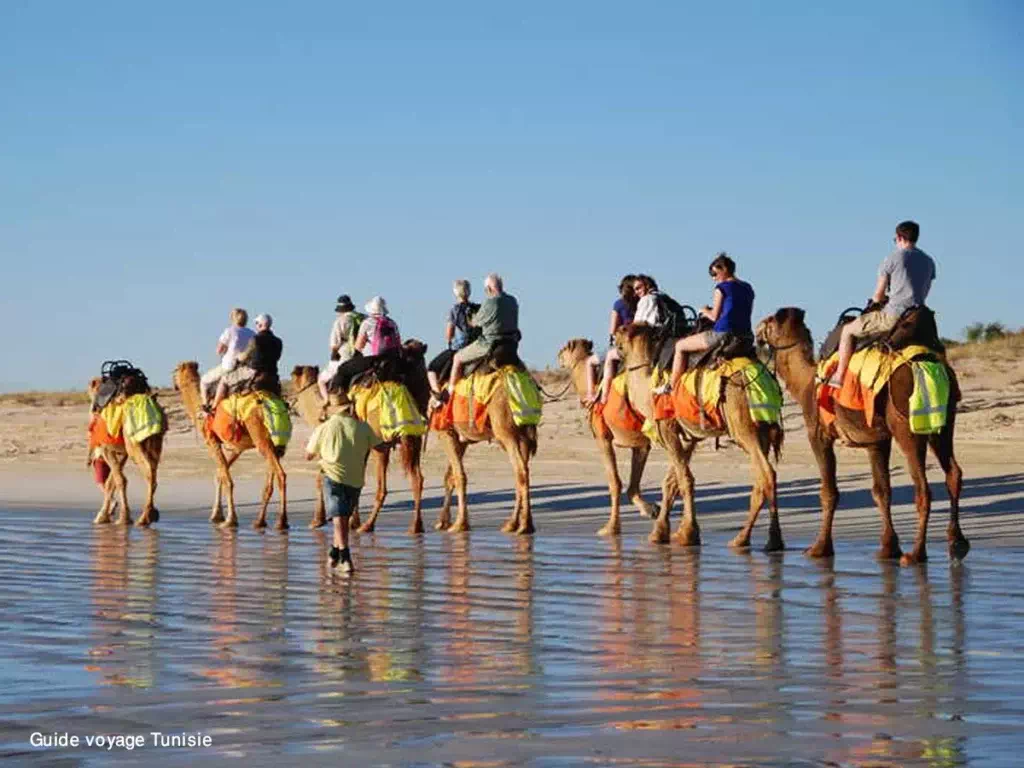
[448,273,519,396]
[829,220,936,387]
[210,313,283,410]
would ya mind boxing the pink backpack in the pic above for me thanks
[368,316,400,355]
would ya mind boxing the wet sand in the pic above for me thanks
[2,487,1024,767]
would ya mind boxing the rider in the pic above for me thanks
[329,296,402,394]
[200,307,255,408]
[211,313,283,409]
[448,273,519,396]
[585,274,637,404]
[632,274,662,326]
[830,220,936,387]
[320,294,362,399]
[659,253,755,394]
[427,279,480,404]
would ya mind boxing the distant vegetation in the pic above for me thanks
[964,322,1009,343]
[948,323,1024,363]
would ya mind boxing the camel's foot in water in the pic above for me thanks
[900,546,927,567]
[210,511,225,525]
[349,510,362,529]
[597,519,621,537]
[876,536,903,562]
[804,536,834,559]
[515,519,535,536]
[274,517,289,532]
[408,517,425,535]
[447,518,470,533]
[634,500,656,520]
[434,515,451,531]
[499,518,518,534]
[727,532,751,550]
[763,527,785,554]
[948,535,970,562]
[308,516,327,530]
[648,521,671,545]
[219,517,239,530]
[116,514,133,527]
[356,518,377,534]
[135,515,152,529]
[93,511,112,525]
[674,524,701,547]
[252,517,268,531]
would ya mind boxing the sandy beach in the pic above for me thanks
[1,343,1023,766]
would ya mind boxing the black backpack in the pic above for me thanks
[655,293,697,339]
[93,360,149,410]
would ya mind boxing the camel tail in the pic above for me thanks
[399,436,422,478]
[766,422,784,464]
[523,424,539,458]
[275,445,287,459]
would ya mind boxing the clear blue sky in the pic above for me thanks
[2,1,1021,390]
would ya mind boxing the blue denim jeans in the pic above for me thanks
[324,477,361,519]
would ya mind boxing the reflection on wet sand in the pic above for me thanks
[1,511,1021,766]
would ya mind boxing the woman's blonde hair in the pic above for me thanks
[230,308,248,326]
[453,279,471,301]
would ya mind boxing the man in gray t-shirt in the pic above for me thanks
[829,220,937,387]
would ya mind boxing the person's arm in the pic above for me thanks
[235,337,256,365]
[445,322,455,347]
[329,320,342,355]
[870,274,889,305]
[354,320,369,352]
[470,298,495,328]
[305,426,320,461]
[702,288,725,322]
[607,309,621,338]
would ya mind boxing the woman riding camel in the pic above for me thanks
[427,279,480,406]
[585,274,638,404]
[200,307,255,408]
[659,253,755,394]
[329,296,402,394]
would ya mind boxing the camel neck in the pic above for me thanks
[568,358,590,404]
[294,383,325,428]
[774,344,819,423]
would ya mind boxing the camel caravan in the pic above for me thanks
[85,222,971,569]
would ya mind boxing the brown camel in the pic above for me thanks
[173,361,288,531]
[87,378,165,527]
[616,325,785,550]
[557,339,661,535]
[434,372,539,535]
[755,307,969,565]
[290,365,425,534]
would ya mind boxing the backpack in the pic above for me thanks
[655,293,695,339]
[368,316,400,355]
[347,312,367,347]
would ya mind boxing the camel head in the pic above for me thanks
[290,365,320,391]
[402,338,428,359]
[87,377,103,397]
[172,361,200,392]
[614,324,659,366]
[557,338,593,370]
[755,308,813,354]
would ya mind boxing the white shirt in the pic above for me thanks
[218,325,255,370]
[633,292,661,325]
[329,312,359,363]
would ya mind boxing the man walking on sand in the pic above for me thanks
[305,392,381,575]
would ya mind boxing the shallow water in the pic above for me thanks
[1,509,1023,767]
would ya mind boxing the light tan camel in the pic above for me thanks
[434,373,539,535]
[557,339,661,535]
[87,378,165,528]
[173,361,288,531]
[290,365,425,534]
[617,325,785,550]
[755,307,969,565]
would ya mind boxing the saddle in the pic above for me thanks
[654,318,754,373]
[462,337,525,378]
[818,305,943,361]
[93,360,150,411]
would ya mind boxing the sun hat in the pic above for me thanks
[335,294,355,312]
[365,296,388,316]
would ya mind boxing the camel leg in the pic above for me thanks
[434,464,455,531]
[513,436,534,536]
[254,469,273,530]
[929,420,969,561]
[805,435,839,558]
[626,443,656,520]
[595,437,623,536]
[867,439,902,561]
[728,428,783,553]
[670,438,700,547]
[309,472,327,529]
[893,431,931,566]
[358,448,389,533]
[217,450,241,529]
[111,456,133,526]
[134,443,160,528]
[260,449,288,532]
[443,435,471,533]
[404,438,425,535]
[94,468,115,524]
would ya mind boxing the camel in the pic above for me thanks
[557,339,661,535]
[616,325,785,550]
[755,307,969,565]
[434,369,539,535]
[173,361,288,531]
[87,377,165,527]
[290,364,426,534]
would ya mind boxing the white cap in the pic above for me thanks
[365,296,388,316]
[255,313,273,328]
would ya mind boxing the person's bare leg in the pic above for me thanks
[833,326,856,386]
[599,350,619,404]
[448,354,463,395]
[584,354,599,403]
[211,380,228,411]
[427,370,441,395]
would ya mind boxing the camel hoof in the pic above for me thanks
[900,551,927,567]
[499,521,517,533]
[408,520,425,535]
[597,524,620,537]
[876,541,903,561]
[675,527,701,547]
[433,519,451,532]
[349,514,362,529]
[93,514,111,525]
[134,517,151,529]
[637,503,655,520]
[252,519,268,530]
[728,534,751,550]
[949,537,970,562]
[763,532,785,553]
[308,518,327,530]
[219,519,239,530]
[447,521,471,533]
[150,508,160,523]
[275,521,289,532]
[210,515,225,525]
[804,539,834,559]
[357,522,375,534]
[515,522,535,536]
[118,517,133,527]
[648,526,670,545]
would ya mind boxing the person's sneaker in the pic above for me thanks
[653,383,672,396]
[339,548,354,575]
[327,546,341,570]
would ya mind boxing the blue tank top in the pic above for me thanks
[713,280,754,334]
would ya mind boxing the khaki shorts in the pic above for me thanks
[454,338,493,367]
[846,310,899,338]
[221,365,255,388]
